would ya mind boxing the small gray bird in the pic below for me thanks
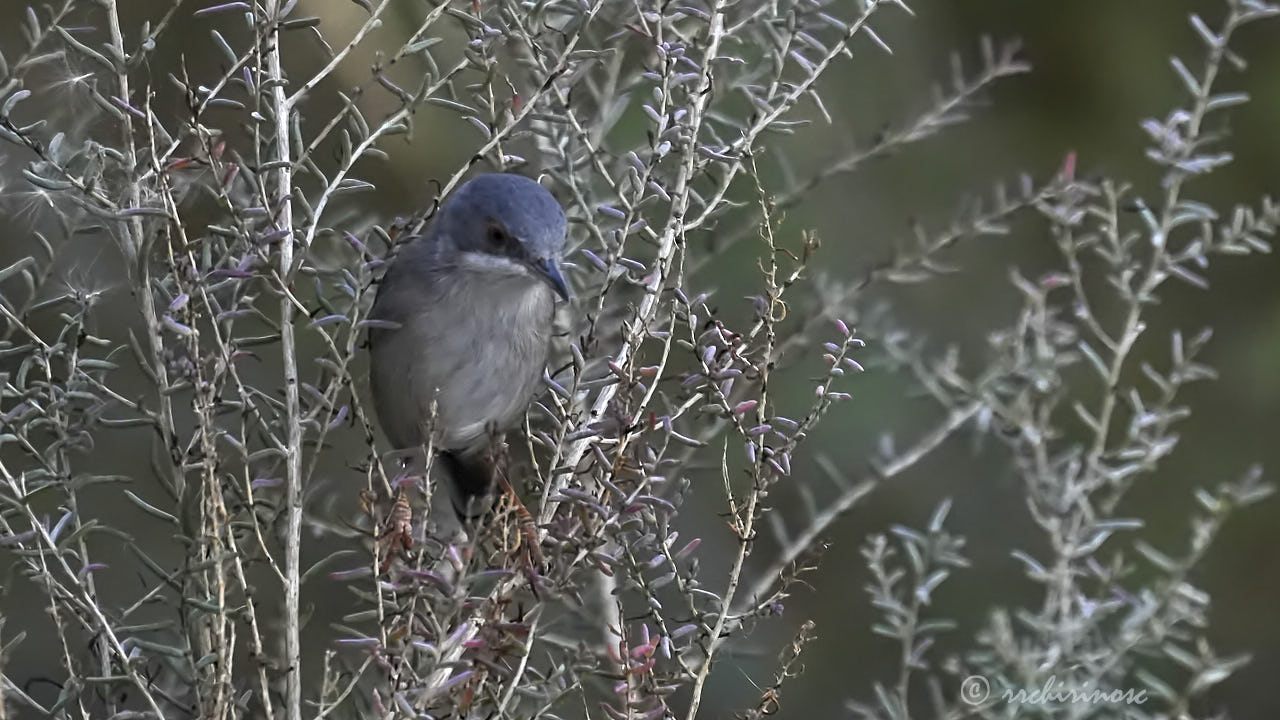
[369,173,569,517]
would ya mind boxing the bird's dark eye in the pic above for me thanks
[487,224,510,249]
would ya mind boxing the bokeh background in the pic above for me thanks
[747,2,1280,717]
[1,0,1277,717]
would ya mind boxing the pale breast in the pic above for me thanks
[378,270,554,453]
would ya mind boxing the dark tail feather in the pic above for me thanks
[439,450,497,521]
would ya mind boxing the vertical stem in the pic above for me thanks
[262,2,303,718]
[101,0,184,504]
[685,489,757,720]
[101,5,185,714]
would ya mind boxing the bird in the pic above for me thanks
[368,173,570,519]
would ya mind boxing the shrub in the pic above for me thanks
[0,0,1275,718]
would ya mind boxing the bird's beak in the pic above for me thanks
[531,258,571,301]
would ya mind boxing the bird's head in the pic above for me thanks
[434,173,570,301]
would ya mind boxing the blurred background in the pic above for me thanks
[1,0,1277,717]
[738,2,1280,717]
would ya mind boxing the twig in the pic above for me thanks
[260,1,303,717]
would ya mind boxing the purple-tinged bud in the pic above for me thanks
[194,2,250,16]
[163,316,195,337]
[671,623,698,640]
[674,538,701,560]
[344,231,366,253]
[335,637,381,648]
[357,319,401,330]
[564,427,599,441]
[50,512,73,543]
[78,563,108,581]
[616,254,645,271]
[309,314,348,328]
[634,495,677,513]
[719,378,735,397]
[581,248,609,272]
[668,429,706,447]
[544,374,572,400]
[401,568,451,591]
[0,529,36,546]
[330,566,372,580]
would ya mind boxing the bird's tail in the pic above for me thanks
[439,450,497,521]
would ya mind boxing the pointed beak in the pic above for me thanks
[531,257,571,301]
